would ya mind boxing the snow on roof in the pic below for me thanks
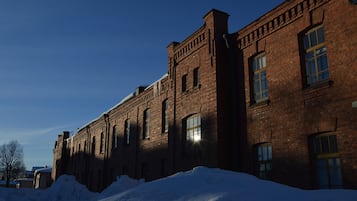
[34,167,52,175]
[74,74,168,136]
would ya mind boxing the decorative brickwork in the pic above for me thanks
[53,0,357,192]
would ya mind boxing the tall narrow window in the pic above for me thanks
[162,99,169,133]
[303,25,329,86]
[251,53,268,103]
[255,143,272,179]
[193,67,200,88]
[143,109,150,139]
[91,136,96,156]
[182,74,187,92]
[124,119,130,145]
[112,126,118,150]
[100,132,104,153]
[310,134,342,189]
[185,115,201,143]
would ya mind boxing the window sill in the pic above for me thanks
[250,99,270,108]
[303,80,333,93]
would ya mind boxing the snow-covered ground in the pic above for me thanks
[0,167,356,201]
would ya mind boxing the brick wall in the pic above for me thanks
[52,0,357,191]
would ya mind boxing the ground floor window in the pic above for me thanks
[255,142,272,179]
[310,133,343,188]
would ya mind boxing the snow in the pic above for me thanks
[0,167,356,201]
[34,167,52,174]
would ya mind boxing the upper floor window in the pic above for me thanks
[193,67,200,88]
[303,25,329,86]
[124,119,130,145]
[100,132,105,153]
[251,53,268,103]
[112,126,118,150]
[162,99,169,133]
[184,114,201,143]
[182,74,187,92]
[91,136,96,156]
[255,143,272,180]
[310,133,342,189]
[143,109,150,139]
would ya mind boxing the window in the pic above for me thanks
[251,53,268,103]
[185,115,201,142]
[100,132,104,153]
[162,99,169,133]
[303,25,329,86]
[124,119,130,145]
[193,67,200,88]
[91,136,96,156]
[182,74,187,92]
[143,109,150,139]
[310,134,343,189]
[255,143,272,179]
[112,126,118,150]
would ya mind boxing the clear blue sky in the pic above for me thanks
[0,0,283,169]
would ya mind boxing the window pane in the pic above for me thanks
[313,137,321,154]
[328,158,343,188]
[303,35,309,49]
[262,146,268,160]
[261,55,266,67]
[268,145,272,160]
[329,135,338,153]
[321,136,329,153]
[316,159,329,188]
[310,31,317,47]
[317,27,325,43]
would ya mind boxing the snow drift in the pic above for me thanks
[0,167,356,201]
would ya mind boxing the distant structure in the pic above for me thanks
[52,0,357,192]
[33,167,52,189]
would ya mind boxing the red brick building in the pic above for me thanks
[52,0,357,191]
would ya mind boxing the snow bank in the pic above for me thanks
[0,167,357,201]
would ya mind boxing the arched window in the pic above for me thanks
[184,114,201,143]
[162,100,169,133]
[124,119,130,145]
[112,126,118,150]
[143,109,150,139]
[100,132,104,153]
[91,136,96,156]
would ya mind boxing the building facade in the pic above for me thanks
[52,0,357,192]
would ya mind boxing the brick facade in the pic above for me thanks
[52,0,357,192]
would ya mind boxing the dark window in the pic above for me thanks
[100,132,104,153]
[143,109,150,139]
[162,99,169,133]
[182,74,187,92]
[91,136,96,156]
[251,53,268,103]
[124,119,130,145]
[255,143,272,179]
[193,67,200,88]
[303,25,329,86]
[310,134,343,189]
[185,115,201,142]
[112,126,118,150]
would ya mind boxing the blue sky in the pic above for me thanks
[0,0,283,169]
